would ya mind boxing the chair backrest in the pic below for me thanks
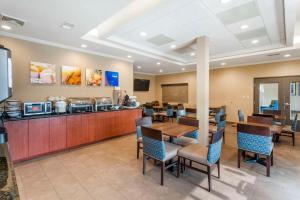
[217,114,226,130]
[238,109,245,122]
[270,100,279,109]
[291,114,298,131]
[207,128,223,164]
[248,115,273,125]
[215,111,226,123]
[220,106,226,114]
[237,123,272,155]
[141,126,165,160]
[162,102,168,108]
[177,109,186,117]
[177,103,184,110]
[166,105,173,116]
[178,117,199,140]
[135,117,152,138]
[151,101,159,106]
[144,107,154,116]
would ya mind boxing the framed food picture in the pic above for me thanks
[61,66,81,85]
[86,68,102,86]
[105,71,119,87]
[30,61,56,84]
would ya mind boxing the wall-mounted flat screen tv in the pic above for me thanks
[105,71,119,87]
[0,46,12,103]
[134,79,150,91]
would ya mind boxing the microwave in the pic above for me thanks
[23,102,52,116]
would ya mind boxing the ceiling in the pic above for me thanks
[0,0,300,75]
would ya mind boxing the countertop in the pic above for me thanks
[3,107,142,122]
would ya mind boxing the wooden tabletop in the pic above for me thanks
[239,122,283,135]
[184,113,214,120]
[149,122,198,138]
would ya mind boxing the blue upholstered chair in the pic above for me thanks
[260,100,279,113]
[280,114,298,146]
[173,117,199,146]
[141,126,181,185]
[166,105,174,122]
[177,128,224,192]
[237,123,274,177]
[209,113,226,143]
[238,109,245,122]
[176,109,186,122]
[135,117,152,159]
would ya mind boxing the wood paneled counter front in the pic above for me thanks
[4,109,142,162]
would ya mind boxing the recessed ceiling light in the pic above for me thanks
[60,22,74,30]
[81,44,87,48]
[182,68,186,71]
[137,66,142,69]
[221,62,226,66]
[159,69,163,73]
[284,54,291,58]
[240,24,249,30]
[190,52,195,56]
[140,32,147,37]
[1,25,12,30]
[156,62,161,65]
[221,0,231,4]
[127,55,132,58]
[251,39,259,44]
[171,44,176,49]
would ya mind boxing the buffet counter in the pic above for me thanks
[4,108,142,163]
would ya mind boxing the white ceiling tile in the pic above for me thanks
[240,35,270,48]
[226,16,264,34]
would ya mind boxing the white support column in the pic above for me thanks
[196,36,209,146]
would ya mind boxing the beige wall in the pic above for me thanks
[133,73,156,104]
[155,60,300,122]
[0,36,133,101]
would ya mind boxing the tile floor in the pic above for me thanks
[14,124,300,200]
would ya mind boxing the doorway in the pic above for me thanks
[254,76,300,124]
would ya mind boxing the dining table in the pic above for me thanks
[149,122,198,142]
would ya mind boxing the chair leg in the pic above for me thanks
[189,160,192,167]
[223,131,225,144]
[137,142,140,159]
[217,159,220,179]
[237,149,242,168]
[161,161,165,186]
[177,157,180,178]
[266,155,271,177]
[180,158,184,173]
[292,133,295,146]
[207,166,211,192]
[143,155,146,175]
[271,151,274,166]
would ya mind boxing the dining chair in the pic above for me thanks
[237,123,274,177]
[173,117,199,146]
[166,105,174,122]
[238,109,245,122]
[209,113,226,143]
[176,108,186,122]
[177,128,224,192]
[280,114,298,146]
[135,117,152,159]
[141,126,181,185]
